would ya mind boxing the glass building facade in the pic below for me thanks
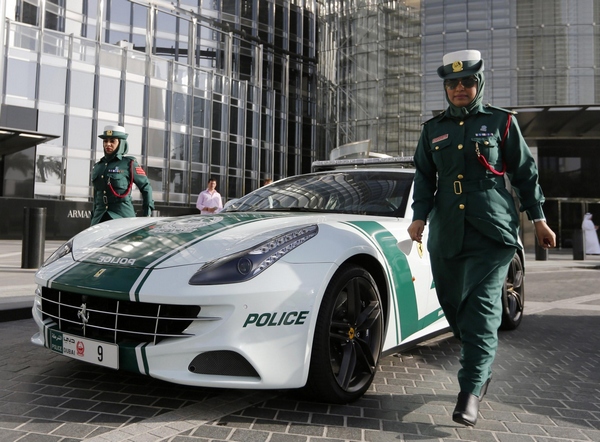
[1,0,318,210]
[422,0,600,112]
[317,0,423,157]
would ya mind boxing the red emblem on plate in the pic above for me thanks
[76,341,85,357]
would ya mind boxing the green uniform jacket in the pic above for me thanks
[91,154,154,226]
[412,104,545,259]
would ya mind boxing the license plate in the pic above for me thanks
[48,330,119,369]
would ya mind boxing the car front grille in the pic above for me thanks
[38,287,201,345]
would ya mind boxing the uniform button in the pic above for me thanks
[435,146,440,150]
[459,121,464,126]
[103,190,106,194]
[101,175,104,178]
[458,144,463,150]
[457,174,464,179]
[484,140,489,145]
[105,206,109,209]
[459,204,465,210]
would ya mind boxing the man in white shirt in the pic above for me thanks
[196,178,223,214]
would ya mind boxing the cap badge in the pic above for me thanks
[106,130,113,136]
[452,60,463,73]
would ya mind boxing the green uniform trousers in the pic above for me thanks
[430,222,515,396]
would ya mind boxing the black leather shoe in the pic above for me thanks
[452,391,479,426]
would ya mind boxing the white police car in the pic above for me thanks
[31,152,523,403]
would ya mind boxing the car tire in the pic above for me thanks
[303,264,384,404]
[500,252,524,330]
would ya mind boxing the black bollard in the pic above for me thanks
[21,207,47,269]
[572,229,585,260]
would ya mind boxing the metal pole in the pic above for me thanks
[21,207,47,269]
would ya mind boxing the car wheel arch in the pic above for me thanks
[345,254,390,329]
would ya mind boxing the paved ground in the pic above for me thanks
[1,240,600,442]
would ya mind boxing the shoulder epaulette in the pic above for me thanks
[484,103,517,115]
[422,110,445,125]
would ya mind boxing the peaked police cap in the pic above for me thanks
[99,125,128,140]
[437,49,484,79]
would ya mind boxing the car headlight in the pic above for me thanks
[189,225,318,285]
[42,239,73,267]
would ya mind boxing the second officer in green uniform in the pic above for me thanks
[407,50,556,427]
[91,125,154,225]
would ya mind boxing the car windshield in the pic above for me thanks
[223,170,413,217]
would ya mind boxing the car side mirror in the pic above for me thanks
[397,239,413,256]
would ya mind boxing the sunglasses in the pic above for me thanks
[444,76,478,90]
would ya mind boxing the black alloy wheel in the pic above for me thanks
[303,264,384,403]
[500,252,524,330]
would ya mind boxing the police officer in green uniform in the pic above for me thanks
[407,50,556,427]
[91,125,154,225]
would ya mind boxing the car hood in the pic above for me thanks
[72,212,332,269]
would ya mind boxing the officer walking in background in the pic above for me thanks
[91,125,154,225]
[407,50,556,427]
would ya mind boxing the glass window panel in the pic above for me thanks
[172,92,190,125]
[147,166,164,195]
[148,128,166,157]
[35,154,63,184]
[6,58,37,99]
[194,70,209,89]
[39,64,67,103]
[125,125,143,156]
[132,3,147,28]
[169,169,188,194]
[228,142,242,168]
[65,157,92,187]
[22,2,39,26]
[229,106,240,135]
[170,132,189,161]
[67,116,92,149]
[212,101,223,131]
[125,81,145,117]
[190,171,205,197]
[38,112,65,146]
[4,148,34,198]
[211,139,223,164]
[97,75,121,113]
[70,71,94,109]
[191,135,208,163]
[131,32,146,51]
[108,0,131,25]
[193,97,208,128]
[151,58,169,80]
[149,86,167,119]
[71,37,96,63]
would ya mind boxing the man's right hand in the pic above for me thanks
[407,220,425,243]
